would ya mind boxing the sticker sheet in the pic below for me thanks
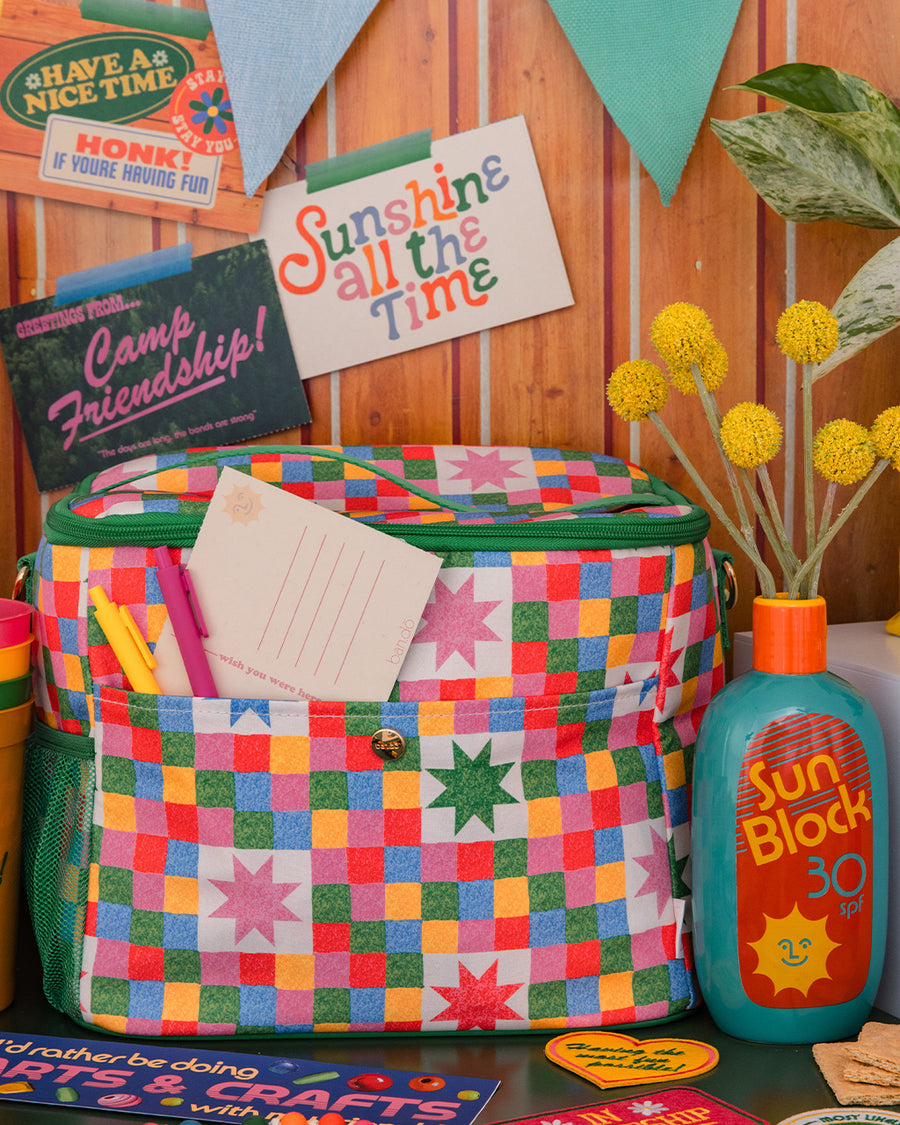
[0,1033,498,1123]
[0,0,264,231]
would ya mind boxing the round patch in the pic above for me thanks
[777,1111,900,1125]
[169,67,236,154]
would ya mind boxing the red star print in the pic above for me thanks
[432,961,523,1029]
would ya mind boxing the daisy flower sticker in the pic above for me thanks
[190,86,234,135]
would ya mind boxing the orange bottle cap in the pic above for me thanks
[752,595,827,674]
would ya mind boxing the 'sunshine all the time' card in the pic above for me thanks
[254,115,573,377]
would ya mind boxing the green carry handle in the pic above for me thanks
[63,445,674,518]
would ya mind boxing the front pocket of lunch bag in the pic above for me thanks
[79,676,696,1035]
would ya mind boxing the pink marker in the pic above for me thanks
[154,546,218,697]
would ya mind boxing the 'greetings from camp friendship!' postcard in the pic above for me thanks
[0,242,311,491]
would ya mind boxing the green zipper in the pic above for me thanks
[42,451,711,552]
[43,495,709,552]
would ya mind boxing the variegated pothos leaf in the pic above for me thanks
[814,234,900,377]
[732,64,900,194]
[710,109,900,228]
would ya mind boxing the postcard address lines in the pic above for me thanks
[258,524,387,686]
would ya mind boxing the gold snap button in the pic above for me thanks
[371,727,406,761]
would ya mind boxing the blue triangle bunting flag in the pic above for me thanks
[205,0,381,198]
[546,0,744,204]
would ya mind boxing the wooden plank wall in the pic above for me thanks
[2,0,899,650]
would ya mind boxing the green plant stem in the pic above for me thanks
[802,362,816,586]
[757,464,801,574]
[807,481,836,599]
[689,366,787,589]
[737,465,797,585]
[650,411,777,597]
[790,460,889,597]
[691,367,760,551]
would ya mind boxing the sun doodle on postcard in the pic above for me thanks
[222,482,265,526]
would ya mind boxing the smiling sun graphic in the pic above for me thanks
[222,482,265,526]
[747,904,839,997]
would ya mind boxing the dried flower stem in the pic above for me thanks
[790,460,889,597]
[649,411,777,597]
[807,481,836,599]
[691,367,759,546]
[689,366,789,595]
[735,466,797,584]
[802,363,816,584]
[757,464,801,574]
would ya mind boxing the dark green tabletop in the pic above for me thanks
[0,911,883,1125]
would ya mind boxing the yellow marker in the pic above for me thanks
[89,586,160,693]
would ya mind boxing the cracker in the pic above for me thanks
[813,1041,900,1106]
[846,1022,900,1076]
[845,1060,900,1088]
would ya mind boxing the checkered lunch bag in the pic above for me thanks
[20,444,728,1036]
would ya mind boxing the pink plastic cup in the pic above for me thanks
[0,601,31,648]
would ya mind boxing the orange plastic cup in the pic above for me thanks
[0,698,32,1011]
[0,638,32,681]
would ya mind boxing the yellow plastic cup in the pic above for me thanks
[0,698,32,1011]
[0,638,32,681]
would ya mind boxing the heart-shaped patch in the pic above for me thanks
[545,1030,719,1088]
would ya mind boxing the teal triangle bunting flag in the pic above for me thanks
[205,0,381,198]
[546,0,744,204]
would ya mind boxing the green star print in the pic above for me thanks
[427,740,519,833]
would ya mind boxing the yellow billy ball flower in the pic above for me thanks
[776,300,839,364]
[650,303,717,369]
[606,360,669,421]
[720,402,783,468]
[667,336,729,395]
[812,419,876,484]
[871,405,900,467]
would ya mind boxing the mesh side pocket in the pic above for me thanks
[22,723,94,1021]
